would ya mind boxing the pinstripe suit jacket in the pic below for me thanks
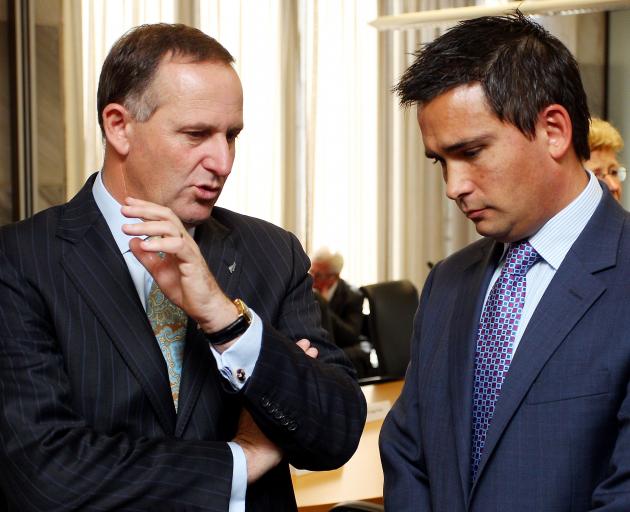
[380,188,630,511]
[0,175,366,511]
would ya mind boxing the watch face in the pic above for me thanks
[233,298,252,324]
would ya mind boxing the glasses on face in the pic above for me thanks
[593,167,627,183]
[310,271,331,279]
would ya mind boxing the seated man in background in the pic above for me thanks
[311,247,372,377]
[585,117,625,202]
[0,23,366,511]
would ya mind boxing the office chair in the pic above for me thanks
[329,501,384,511]
[360,279,419,380]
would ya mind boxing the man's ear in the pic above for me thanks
[102,103,133,156]
[538,104,573,160]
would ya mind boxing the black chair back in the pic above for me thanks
[360,280,419,379]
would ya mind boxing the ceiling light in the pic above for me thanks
[370,0,630,30]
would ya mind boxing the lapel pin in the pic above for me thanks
[228,261,236,274]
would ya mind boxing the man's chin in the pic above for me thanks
[473,220,510,242]
[176,203,215,227]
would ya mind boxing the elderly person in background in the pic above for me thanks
[310,248,371,377]
[585,117,626,202]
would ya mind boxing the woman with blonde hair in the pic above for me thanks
[585,117,625,201]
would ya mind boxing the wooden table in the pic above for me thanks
[292,379,404,512]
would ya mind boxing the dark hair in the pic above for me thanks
[395,11,590,161]
[97,23,234,135]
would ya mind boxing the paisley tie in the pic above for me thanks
[146,281,187,412]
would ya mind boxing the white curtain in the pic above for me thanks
[302,0,379,287]
[197,0,294,229]
[81,0,177,179]
[377,0,479,290]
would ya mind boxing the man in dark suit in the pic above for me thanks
[310,248,371,377]
[380,12,630,511]
[0,24,366,511]
[310,248,364,349]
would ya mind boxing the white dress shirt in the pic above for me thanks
[482,170,602,354]
[92,171,256,511]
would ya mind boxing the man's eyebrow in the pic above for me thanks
[425,135,494,159]
[180,123,244,132]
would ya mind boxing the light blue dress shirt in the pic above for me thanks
[92,171,259,511]
[483,170,603,354]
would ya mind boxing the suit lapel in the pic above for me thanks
[58,177,176,433]
[176,214,241,435]
[471,193,623,495]
[448,240,502,499]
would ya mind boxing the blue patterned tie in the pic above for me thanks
[146,281,187,412]
[471,241,540,481]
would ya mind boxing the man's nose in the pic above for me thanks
[445,166,474,201]
[202,135,232,176]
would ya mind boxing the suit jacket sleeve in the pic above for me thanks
[0,249,243,512]
[590,375,630,510]
[379,266,437,511]
[239,232,367,470]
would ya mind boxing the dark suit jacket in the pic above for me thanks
[380,187,630,511]
[328,279,364,349]
[0,176,366,511]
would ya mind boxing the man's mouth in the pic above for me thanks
[193,184,222,200]
[463,207,486,221]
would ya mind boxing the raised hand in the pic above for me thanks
[121,197,238,336]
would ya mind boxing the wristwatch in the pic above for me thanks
[204,298,252,346]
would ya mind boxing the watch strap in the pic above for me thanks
[204,299,252,346]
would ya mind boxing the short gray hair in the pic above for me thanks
[312,247,344,275]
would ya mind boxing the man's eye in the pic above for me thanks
[186,131,204,138]
[462,148,480,158]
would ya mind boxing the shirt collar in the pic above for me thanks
[92,171,197,255]
[512,170,602,270]
[92,171,141,255]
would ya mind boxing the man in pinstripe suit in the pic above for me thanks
[0,24,366,511]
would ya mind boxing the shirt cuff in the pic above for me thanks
[227,441,247,512]
[210,309,262,390]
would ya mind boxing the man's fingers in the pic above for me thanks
[122,220,183,239]
[129,237,170,274]
[296,338,318,359]
[140,235,187,255]
[296,339,310,351]
[121,197,182,225]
